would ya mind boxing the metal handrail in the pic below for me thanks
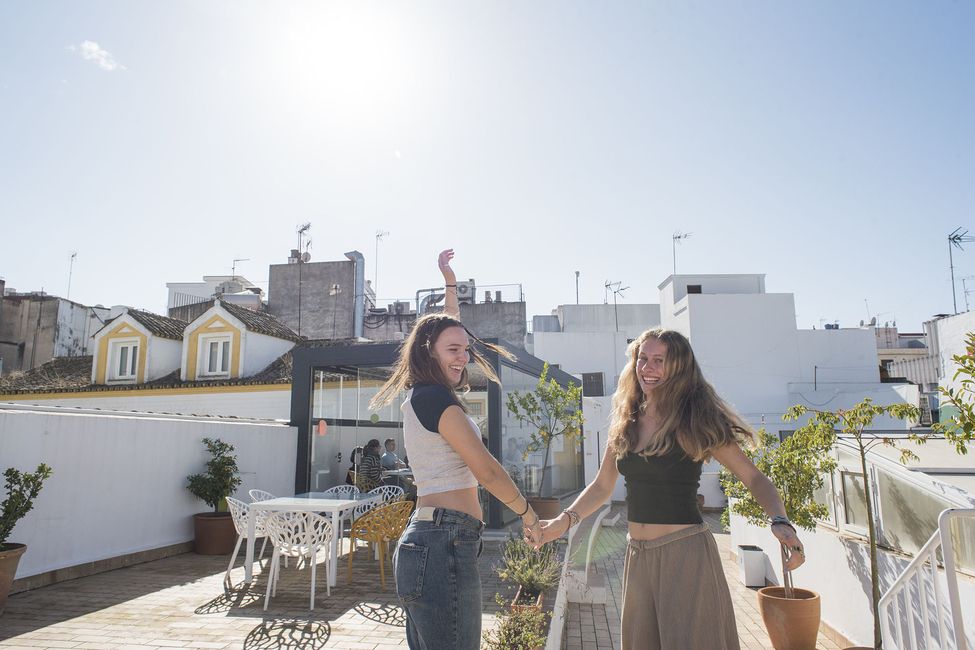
[878,508,974,650]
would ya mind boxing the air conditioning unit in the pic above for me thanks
[456,280,476,304]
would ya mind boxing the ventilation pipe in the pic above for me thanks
[345,250,365,339]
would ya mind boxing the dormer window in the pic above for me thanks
[200,335,232,377]
[109,339,139,382]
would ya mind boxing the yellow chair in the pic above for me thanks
[347,499,414,589]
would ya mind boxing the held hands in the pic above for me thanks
[532,517,569,548]
[771,523,806,571]
[522,511,542,547]
[438,249,456,282]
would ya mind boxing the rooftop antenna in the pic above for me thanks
[948,227,975,314]
[375,229,389,299]
[66,252,77,300]
[604,280,629,332]
[231,258,250,284]
[962,276,975,312]
[296,222,312,336]
[672,231,692,276]
[575,270,580,305]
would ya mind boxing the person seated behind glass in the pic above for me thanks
[345,446,364,486]
[381,438,408,470]
[355,439,384,492]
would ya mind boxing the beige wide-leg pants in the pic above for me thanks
[621,523,740,650]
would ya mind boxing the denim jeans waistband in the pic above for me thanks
[412,506,484,531]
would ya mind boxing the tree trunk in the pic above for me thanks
[859,443,882,649]
[539,440,552,497]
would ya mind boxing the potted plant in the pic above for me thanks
[483,593,550,650]
[787,399,932,650]
[1,463,53,615]
[505,362,584,519]
[186,437,241,555]
[495,534,561,612]
[721,424,835,650]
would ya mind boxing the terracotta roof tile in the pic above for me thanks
[219,300,301,341]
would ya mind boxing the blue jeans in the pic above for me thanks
[393,507,484,650]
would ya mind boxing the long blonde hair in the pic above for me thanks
[607,328,753,462]
[369,313,514,409]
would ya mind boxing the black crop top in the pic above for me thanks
[616,446,703,524]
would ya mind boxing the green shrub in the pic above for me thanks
[1,464,53,546]
[495,534,561,600]
[483,593,550,650]
[186,438,241,512]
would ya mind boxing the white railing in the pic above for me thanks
[879,508,974,650]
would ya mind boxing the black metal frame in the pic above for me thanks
[289,339,583,528]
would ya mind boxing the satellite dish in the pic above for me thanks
[860,320,864,327]
[301,252,311,263]
[869,316,877,326]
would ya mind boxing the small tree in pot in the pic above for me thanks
[721,425,835,650]
[495,534,561,611]
[505,363,584,519]
[1,463,53,615]
[186,438,241,555]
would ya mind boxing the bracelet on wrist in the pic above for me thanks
[516,500,530,517]
[444,284,457,288]
[770,515,796,532]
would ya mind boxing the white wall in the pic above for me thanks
[582,396,625,501]
[241,331,294,377]
[147,337,183,381]
[796,329,879,384]
[685,293,800,426]
[0,404,297,579]
[786,383,919,430]
[936,311,975,395]
[1,387,292,420]
[660,274,766,307]
[729,511,975,649]
[556,304,660,336]
[532,331,632,393]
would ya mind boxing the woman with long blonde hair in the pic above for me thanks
[370,249,540,650]
[536,328,805,649]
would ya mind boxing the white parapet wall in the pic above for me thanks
[0,403,297,579]
[728,511,975,648]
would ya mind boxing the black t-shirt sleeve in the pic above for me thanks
[410,384,458,433]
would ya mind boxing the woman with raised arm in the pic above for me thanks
[535,328,806,650]
[370,249,540,650]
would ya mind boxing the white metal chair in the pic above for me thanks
[225,497,269,582]
[248,489,276,503]
[321,485,359,499]
[321,485,360,546]
[262,511,333,611]
[369,484,404,504]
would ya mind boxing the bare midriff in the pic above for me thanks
[417,486,482,521]
[627,521,696,541]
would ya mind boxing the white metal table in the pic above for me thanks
[245,492,381,587]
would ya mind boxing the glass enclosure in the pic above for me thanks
[291,340,585,529]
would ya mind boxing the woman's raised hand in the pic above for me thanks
[438,249,456,282]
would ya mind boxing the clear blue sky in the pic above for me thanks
[2,1,973,332]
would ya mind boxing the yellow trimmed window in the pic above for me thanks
[109,339,139,382]
[200,335,232,377]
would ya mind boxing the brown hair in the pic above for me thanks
[607,328,753,462]
[369,313,514,409]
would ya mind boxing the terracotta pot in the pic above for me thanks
[757,586,821,650]
[511,585,544,614]
[0,543,27,616]
[526,496,561,520]
[193,512,237,555]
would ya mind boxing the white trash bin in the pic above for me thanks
[737,544,766,587]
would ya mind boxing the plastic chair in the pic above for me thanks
[321,485,359,499]
[248,489,276,503]
[263,511,333,611]
[347,500,414,589]
[369,484,405,504]
[225,497,270,582]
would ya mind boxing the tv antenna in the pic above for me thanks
[231,258,250,283]
[948,227,974,314]
[66,252,77,301]
[375,229,389,298]
[672,231,692,276]
[604,280,629,332]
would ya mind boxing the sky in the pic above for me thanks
[1,1,973,333]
